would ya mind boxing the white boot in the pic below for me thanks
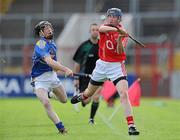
[48,91,58,100]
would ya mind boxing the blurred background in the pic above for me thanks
[0,0,180,98]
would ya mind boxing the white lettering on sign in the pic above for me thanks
[24,78,33,94]
[0,79,20,94]
[0,79,7,93]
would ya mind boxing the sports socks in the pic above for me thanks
[90,101,99,120]
[126,116,135,127]
[55,122,64,130]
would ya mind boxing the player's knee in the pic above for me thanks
[93,97,99,102]
[92,95,100,102]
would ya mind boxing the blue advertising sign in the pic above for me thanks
[0,75,74,97]
[0,74,136,98]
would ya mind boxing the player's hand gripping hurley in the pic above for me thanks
[106,24,146,48]
[117,27,146,48]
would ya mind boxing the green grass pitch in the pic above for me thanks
[0,98,180,140]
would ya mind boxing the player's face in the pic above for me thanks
[42,25,54,39]
[107,15,120,26]
[90,25,99,39]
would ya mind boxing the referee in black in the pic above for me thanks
[73,23,101,124]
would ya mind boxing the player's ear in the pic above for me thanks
[40,30,45,36]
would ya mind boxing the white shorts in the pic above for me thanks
[32,71,62,92]
[91,59,127,84]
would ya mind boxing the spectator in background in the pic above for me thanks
[73,23,101,124]
[31,21,73,134]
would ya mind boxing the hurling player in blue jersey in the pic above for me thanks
[31,21,73,134]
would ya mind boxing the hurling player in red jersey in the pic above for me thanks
[71,8,139,135]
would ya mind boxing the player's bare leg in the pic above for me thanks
[82,86,101,106]
[116,80,139,135]
[53,85,67,103]
[71,83,100,104]
[35,88,60,123]
[35,88,67,134]
[47,85,67,102]
[92,87,102,101]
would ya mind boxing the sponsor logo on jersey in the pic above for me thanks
[36,40,46,49]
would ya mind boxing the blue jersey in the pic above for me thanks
[31,37,57,78]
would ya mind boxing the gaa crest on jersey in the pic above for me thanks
[36,40,46,49]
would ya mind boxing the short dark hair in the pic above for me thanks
[89,23,98,29]
[90,23,98,26]
[34,21,53,36]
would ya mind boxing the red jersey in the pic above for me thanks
[98,24,128,62]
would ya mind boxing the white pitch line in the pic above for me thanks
[98,111,139,140]
[98,112,119,133]
[108,105,121,121]
[98,111,128,139]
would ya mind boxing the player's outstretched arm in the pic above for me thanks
[44,56,73,76]
[100,24,128,37]
[99,25,118,33]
